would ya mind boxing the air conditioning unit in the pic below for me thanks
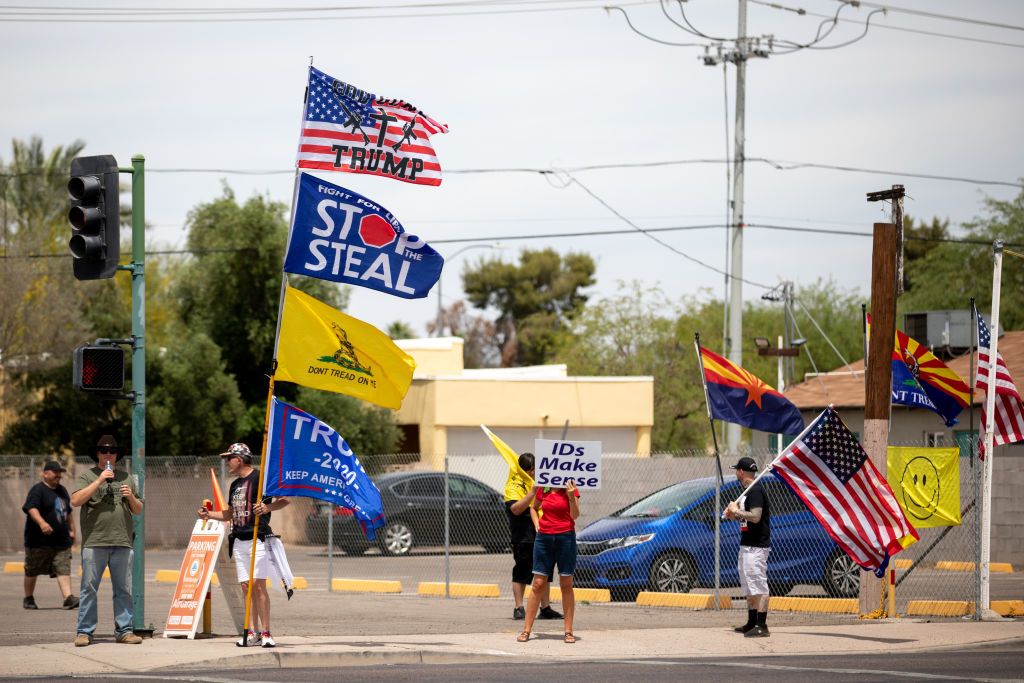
[903,309,1001,355]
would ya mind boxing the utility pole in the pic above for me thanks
[701,1,770,453]
[861,184,903,614]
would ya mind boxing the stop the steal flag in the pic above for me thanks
[284,172,443,299]
[276,284,415,410]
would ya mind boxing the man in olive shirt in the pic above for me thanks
[71,434,144,647]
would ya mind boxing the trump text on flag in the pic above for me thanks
[284,173,443,299]
[534,439,602,489]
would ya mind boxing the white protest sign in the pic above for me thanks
[534,439,602,489]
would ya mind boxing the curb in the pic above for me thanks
[636,592,731,610]
[769,596,858,614]
[174,646,514,672]
[526,586,611,603]
[418,582,500,598]
[331,578,402,593]
[906,600,974,617]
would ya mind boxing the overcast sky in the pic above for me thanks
[5,0,1023,347]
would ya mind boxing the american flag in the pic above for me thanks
[296,67,448,186]
[975,307,1024,457]
[771,407,918,576]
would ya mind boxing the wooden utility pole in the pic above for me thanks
[860,184,904,614]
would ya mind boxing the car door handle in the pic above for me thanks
[406,502,421,507]
[454,504,463,509]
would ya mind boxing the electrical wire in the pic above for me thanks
[837,0,1024,33]
[753,0,1024,49]
[563,172,773,288]
[0,0,650,22]
[605,4,709,46]
[795,296,856,374]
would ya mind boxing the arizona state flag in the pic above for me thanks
[699,346,805,435]
[276,284,415,409]
[868,316,970,426]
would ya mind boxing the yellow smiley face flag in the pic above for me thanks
[481,425,534,502]
[277,284,415,410]
[886,447,961,528]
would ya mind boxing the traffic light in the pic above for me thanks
[73,345,124,392]
[68,155,119,280]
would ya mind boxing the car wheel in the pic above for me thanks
[379,520,414,556]
[648,551,698,593]
[822,549,860,598]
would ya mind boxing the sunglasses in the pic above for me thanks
[98,447,118,454]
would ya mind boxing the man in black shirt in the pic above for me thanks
[198,443,290,647]
[724,456,771,637]
[22,461,78,610]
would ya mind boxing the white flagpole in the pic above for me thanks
[979,240,1004,620]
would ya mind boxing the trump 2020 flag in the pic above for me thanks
[284,172,443,299]
[771,407,918,576]
[263,397,385,540]
[276,284,416,410]
[699,346,805,435]
[297,67,449,186]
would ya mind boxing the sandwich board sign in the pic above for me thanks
[163,518,226,639]
[534,439,602,489]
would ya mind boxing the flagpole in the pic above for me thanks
[979,241,1004,620]
[242,79,312,641]
[970,298,981,621]
[694,333,724,608]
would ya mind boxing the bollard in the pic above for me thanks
[887,566,896,617]
[202,589,212,635]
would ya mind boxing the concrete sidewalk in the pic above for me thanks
[1,621,1023,678]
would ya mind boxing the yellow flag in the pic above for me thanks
[886,447,961,528]
[276,284,415,410]
[481,425,534,502]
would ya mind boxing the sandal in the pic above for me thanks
[516,631,530,643]
[564,632,576,644]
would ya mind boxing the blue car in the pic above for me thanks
[574,473,860,600]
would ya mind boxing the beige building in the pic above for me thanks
[393,337,654,470]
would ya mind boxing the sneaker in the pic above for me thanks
[74,634,92,647]
[236,631,261,647]
[538,605,563,620]
[116,632,143,644]
[23,596,38,610]
[63,595,80,610]
[744,625,770,638]
[734,623,755,633]
[513,606,526,620]
[260,632,276,648]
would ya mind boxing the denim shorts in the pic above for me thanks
[532,531,576,578]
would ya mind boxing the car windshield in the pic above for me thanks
[613,479,713,518]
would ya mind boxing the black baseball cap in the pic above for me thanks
[43,461,67,473]
[730,456,758,473]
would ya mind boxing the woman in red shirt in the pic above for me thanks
[517,479,580,644]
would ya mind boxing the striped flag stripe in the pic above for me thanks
[295,160,442,186]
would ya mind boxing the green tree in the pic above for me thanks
[462,248,595,366]
[902,186,1024,328]
[902,215,950,293]
[385,321,415,339]
[146,332,245,456]
[427,300,499,368]
[173,186,348,407]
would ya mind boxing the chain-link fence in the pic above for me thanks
[1,446,1018,615]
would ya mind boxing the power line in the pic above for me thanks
[0,0,646,22]
[5,156,1018,188]
[842,0,1024,33]
[751,0,1024,49]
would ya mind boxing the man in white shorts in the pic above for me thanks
[198,443,290,647]
[724,456,771,638]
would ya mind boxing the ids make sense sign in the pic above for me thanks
[534,439,602,489]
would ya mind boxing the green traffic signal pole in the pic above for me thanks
[118,155,146,631]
